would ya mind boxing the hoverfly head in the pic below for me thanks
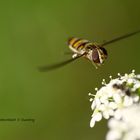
[91,47,107,64]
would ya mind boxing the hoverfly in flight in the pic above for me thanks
[38,30,140,72]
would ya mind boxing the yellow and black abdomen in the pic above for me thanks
[68,37,90,53]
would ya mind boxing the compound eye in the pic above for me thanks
[92,49,100,63]
[99,47,108,57]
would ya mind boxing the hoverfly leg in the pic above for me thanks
[72,53,78,58]
[91,61,98,69]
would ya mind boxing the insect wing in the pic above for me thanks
[101,30,140,47]
[38,54,84,72]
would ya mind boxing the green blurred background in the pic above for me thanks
[0,0,140,140]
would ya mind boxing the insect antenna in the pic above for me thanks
[38,53,85,72]
[101,30,140,47]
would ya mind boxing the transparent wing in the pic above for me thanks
[38,54,84,72]
[101,30,140,47]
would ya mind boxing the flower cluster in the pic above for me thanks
[89,70,140,128]
[106,104,140,140]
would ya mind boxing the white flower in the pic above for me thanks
[89,70,140,127]
[123,96,133,106]
[90,111,102,127]
[106,104,140,140]
[99,102,114,119]
[112,93,122,104]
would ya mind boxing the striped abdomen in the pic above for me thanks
[68,37,90,53]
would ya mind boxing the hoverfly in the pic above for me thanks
[38,30,140,71]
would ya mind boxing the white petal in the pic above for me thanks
[136,74,140,79]
[106,130,122,140]
[114,109,122,120]
[123,96,133,107]
[123,131,137,140]
[91,101,96,110]
[127,78,133,84]
[134,83,140,89]
[95,98,101,107]
[109,102,118,109]
[113,93,122,104]
[107,91,113,97]
[103,111,110,119]
[108,118,119,128]
[104,100,109,105]
[133,95,139,102]
[94,112,102,121]
[90,117,95,127]
[108,109,114,116]
[98,104,106,111]
[100,95,108,103]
